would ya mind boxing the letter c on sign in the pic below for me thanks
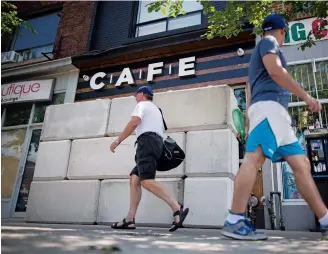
[90,72,106,90]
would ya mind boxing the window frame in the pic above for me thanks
[9,11,61,61]
[133,1,204,38]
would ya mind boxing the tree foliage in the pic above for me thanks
[1,1,36,36]
[147,0,328,50]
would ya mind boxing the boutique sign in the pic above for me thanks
[284,18,328,46]
[85,56,196,90]
[1,79,54,104]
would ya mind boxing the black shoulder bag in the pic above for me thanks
[157,108,185,171]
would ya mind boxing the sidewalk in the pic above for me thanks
[1,221,327,254]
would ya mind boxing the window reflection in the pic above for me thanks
[1,129,27,199]
[15,130,41,212]
[4,103,32,126]
[33,93,65,123]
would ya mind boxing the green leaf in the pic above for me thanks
[161,6,166,15]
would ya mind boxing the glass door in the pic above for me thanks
[11,128,42,217]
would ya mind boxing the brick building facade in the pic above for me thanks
[3,1,95,59]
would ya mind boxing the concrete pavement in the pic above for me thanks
[1,221,328,254]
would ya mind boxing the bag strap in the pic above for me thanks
[158,108,168,131]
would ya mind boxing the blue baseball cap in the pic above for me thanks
[135,86,154,96]
[262,13,287,32]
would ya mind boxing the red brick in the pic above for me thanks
[12,1,95,59]
[54,1,95,58]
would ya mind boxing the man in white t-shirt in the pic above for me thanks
[109,86,189,231]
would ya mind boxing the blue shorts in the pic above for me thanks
[245,101,304,162]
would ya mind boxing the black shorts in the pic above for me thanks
[130,132,163,181]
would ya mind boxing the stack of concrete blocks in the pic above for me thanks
[26,85,239,228]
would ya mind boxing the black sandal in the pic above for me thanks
[169,204,189,232]
[111,218,136,230]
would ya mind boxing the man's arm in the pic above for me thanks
[262,54,321,112]
[116,117,141,143]
[110,116,141,153]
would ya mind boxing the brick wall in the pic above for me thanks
[272,2,313,21]
[54,1,95,58]
[12,1,95,59]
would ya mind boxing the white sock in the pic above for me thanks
[319,211,328,226]
[227,213,245,224]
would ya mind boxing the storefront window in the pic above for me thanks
[3,103,32,126]
[33,93,65,123]
[1,90,64,214]
[315,61,328,99]
[15,129,42,212]
[234,88,247,113]
[288,60,328,103]
[289,106,321,130]
[282,60,328,200]
[1,129,27,199]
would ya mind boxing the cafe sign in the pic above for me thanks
[284,18,328,46]
[86,56,196,90]
[1,79,54,104]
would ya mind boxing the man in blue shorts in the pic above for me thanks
[221,13,328,241]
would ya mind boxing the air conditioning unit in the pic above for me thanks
[1,51,23,64]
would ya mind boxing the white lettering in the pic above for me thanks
[87,56,198,90]
[90,72,106,90]
[179,56,196,77]
[116,68,135,87]
[147,62,164,82]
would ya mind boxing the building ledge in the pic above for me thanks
[1,57,78,82]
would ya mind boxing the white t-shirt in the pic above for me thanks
[131,101,164,138]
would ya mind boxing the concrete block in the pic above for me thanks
[97,178,183,225]
[183,177,233,227]
[67,136,136,180]
[186,129,239,177]
[1,200,10,218]
[107,96,136,136]
[25,180,100,224]
[68,133,185,180]
[154,85,238,132]
[33,140,71,181]
[106,86,238,135]
[41,99,111,141]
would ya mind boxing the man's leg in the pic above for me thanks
[221,146,268,240]
[112,174,141,228]
[126,174,142,221]
[231,146,266,213]
[284,154,328,239]
[140,180,180,222]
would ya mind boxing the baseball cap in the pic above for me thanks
[262,13,287,32]
[135,86,154,96]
